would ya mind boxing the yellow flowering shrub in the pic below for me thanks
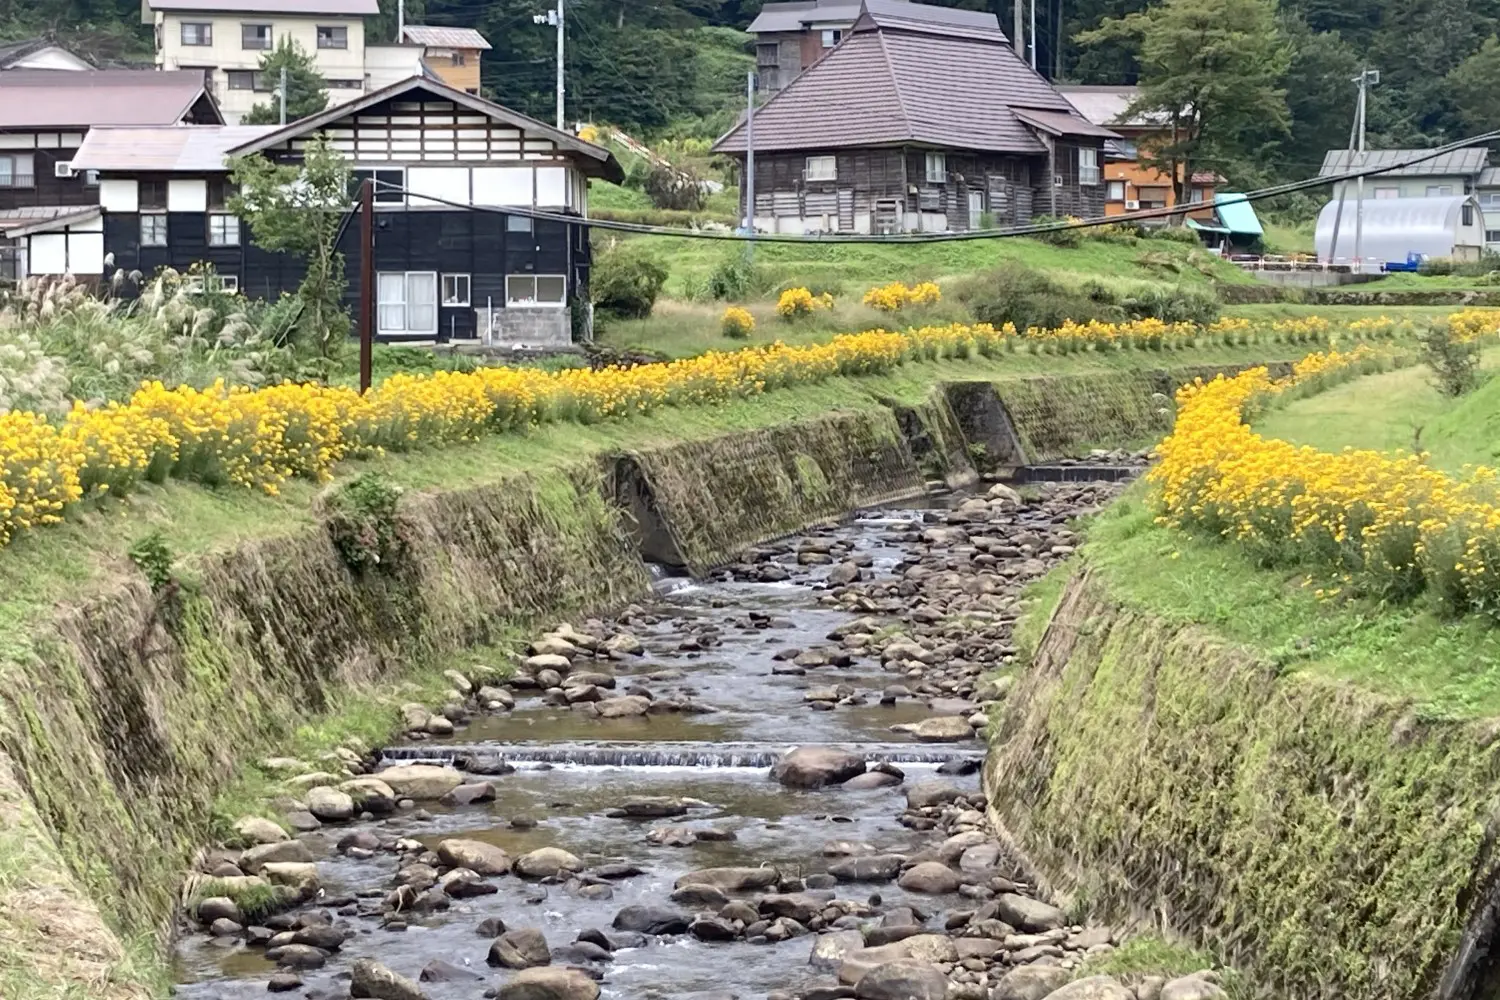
[1150,342,1500,615]
[863,282,941,312]
[721,306,755,339]
[776,287,832,320]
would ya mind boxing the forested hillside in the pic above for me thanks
[3,0,1499,189]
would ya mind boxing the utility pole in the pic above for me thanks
[357,178,374,393]
[534,0,564,128]
[397,0,405,43]
[1012,0,1023,61]
[1353,68,1379,272]
[1029,0,1036,70]
[279,66,287,125]
[744,70,756,256]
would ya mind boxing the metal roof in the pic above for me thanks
[71,125,280,173]
[229,76,624,182]
[147,0,378,11]
[1056,85,1171,128]
[1209,193,1262,236]
[1478,167,1500,188]
[1316,195,1483,262]
[146,0,378,12]
[1318,148,1490,179]
[401,25,492,50]
[0,70,218,128]
[1012,108,1119,139]
[0,205,100,237]
[748,0,997,34]
[715,12,1101,156]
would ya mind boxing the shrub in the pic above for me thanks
[950,264,1120,330]
[1145,225,1203,245]
[776,287,832,320]
[325,472,406,572]
[703,251,768,301]
[721,306,755,339]
[1420,322,1483,396]
[1121,285,1220,325]
[775,278,845,299]
[863,281,941,313]
[128,531,175,591]
[643,163,708,212]
[1032,215,1083,247]
[591,243,668,321]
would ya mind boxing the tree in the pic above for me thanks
[242,37,329,126]
[229,137,352,360]
[1449,35,1500,135]
[1078,0,1291,204]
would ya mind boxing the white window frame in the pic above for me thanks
[1078,147,1101,186]
[377,271,439,335]
[208,214,240,246]
[140,213,168,247]
[804,155,836,182]
[1479,192,1500,209]
[924,152,946,184]
[0,153,34,188]
[1486,229,1500,244]
[1189,186,1205,204]
[181,22,212,45]
[442,273,471,307]
[316,25,348,49]
[1427,184,1455,197]
[505,274,567,308]
[820,28,841,47]
[241,23,272,50]
[1106,180,1125,201]
[1374,186,1400,200]
[217,274,239,294]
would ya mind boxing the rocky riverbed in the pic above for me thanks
[174,476,1230,1000]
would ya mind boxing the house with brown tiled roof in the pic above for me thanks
[713,0,1116,235]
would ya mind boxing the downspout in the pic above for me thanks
[1046,135,1057,217]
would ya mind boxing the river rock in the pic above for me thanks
[1039,977,1135,1000]
[306,786,355,822]
[670,884,729,908]
[987,483,1023,506]
[897,862,960,894]
[441,781,497,806]
[526,652,574,672]
[424,715,455,736]
[209,917,242,936]
[436,839,511,876]
[905,781,961,809]
[770,746,866,788]
[992,965,1072,1000]
[596,695,651,718]
[689,916,738,941]
[994,893,1066,932]
[378,764,463,800]
[440,868,499,898]
[350,957,428,1000]
[959,843,1002,871]
[809,930,866,972]
[515,847,584,878]
[239,840,313,874]
[196,897,241,924]
[827,854,904,883]
[340,777,397,813]
[489,928,552,968]
[843,770,902,789]
[1160,975,1229,1000]
[265,944,327,969]
[498,967,601,1000]
[259,862,319,895]
[675,867,781,892]
[233,816,288,846]
[419,958,484,983]
[477,686,516,710]
[854,960,948,1000]
[267,973,303,992]
[612,904,689,935]
[612,796,692,817]
[838,935,958,983]
[905,716,975,742]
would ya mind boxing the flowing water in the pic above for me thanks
[172,483,1115,999]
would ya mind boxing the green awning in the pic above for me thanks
[1212,193,1264,236]
[1186,218,1230,233]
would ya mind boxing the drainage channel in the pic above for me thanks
[173,479,1128,1000]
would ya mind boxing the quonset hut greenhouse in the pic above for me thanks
[1315,194,1486,265]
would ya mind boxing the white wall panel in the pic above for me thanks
[535,166,566,207]
[406,166,469,208]
[168,179,207,212]
[70,233,104,273]
[472,167,533,206]
[27,234,67,274]
[100,179,138,212]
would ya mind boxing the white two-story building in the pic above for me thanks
[142,0,380,123]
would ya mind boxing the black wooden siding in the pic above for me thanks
[0,141,96,212]
[101,206,590,342]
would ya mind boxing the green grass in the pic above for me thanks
[587,181,654,213]
[1079,935,1222,981]
[1223,303,1461,323]
[1261,219,1315,256]
[1086,493,1500,718]
[1253,348,1500,471]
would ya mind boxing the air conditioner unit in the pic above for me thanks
[1125,200,1140,210]
[54,162,75,178]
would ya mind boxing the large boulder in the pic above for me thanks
[305,786,355,823]
[349,958,428,1000]
[514,847,584,879]
[827,854,904,883]
[611,904,689,935]
[994,893,1066,932]
[1039,976,1135,1000]
[675,867,781,892]
[488,928,552,969]
[907,716,976,742]
[809,930,866,972]
[770,747,867,789]
[377,764,464,800]
[854,960,948,1000]
[991,965,1072,1000]
[436,839,511,876]
[497,968,600,1000]
[896,862,960,894]
[239,840,313,874]
[233,816,288,846]
[838,935,958,984]
[1160,975,1229,1000]
[340,777,397,813]
[905,781,961,810]
[596,695,652,718]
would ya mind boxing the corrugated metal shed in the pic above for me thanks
[402,25,492,50]
[1318,148,1490,178]
[716,9,1104,155]
[0,70,214,128]
[71,125,280,173]
[146,0,379,12]
[1315,195,1485,262]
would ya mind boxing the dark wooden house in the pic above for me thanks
[713,0,1116,235]
[0,69,220,282]
[71,76,623,345]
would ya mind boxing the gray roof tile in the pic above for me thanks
[146,0,378,12]
[1319,147,1489,178]
[0,70,214,128]
[402,25,492,50]
[71,125,281,172]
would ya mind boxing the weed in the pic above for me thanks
[1419,323,1482,396]
[325,473,405,572]
[126,532,174,592]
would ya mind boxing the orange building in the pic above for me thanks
[1056,85,1218,222]
[400,25,490,95]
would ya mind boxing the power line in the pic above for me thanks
[363,126,1500,245]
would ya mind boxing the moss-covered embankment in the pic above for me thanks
[0,359,1281,999]
[987,564,1500,1000]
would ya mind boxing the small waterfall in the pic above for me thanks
[378,741,983,769]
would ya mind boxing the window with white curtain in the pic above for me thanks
[804,156,836,181]
[378,272,438,334]
[506,274,566,307]
[1078,147,1100,185]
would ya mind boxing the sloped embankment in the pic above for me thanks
[986,567,1500,1000]
[0,362,1276,997]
